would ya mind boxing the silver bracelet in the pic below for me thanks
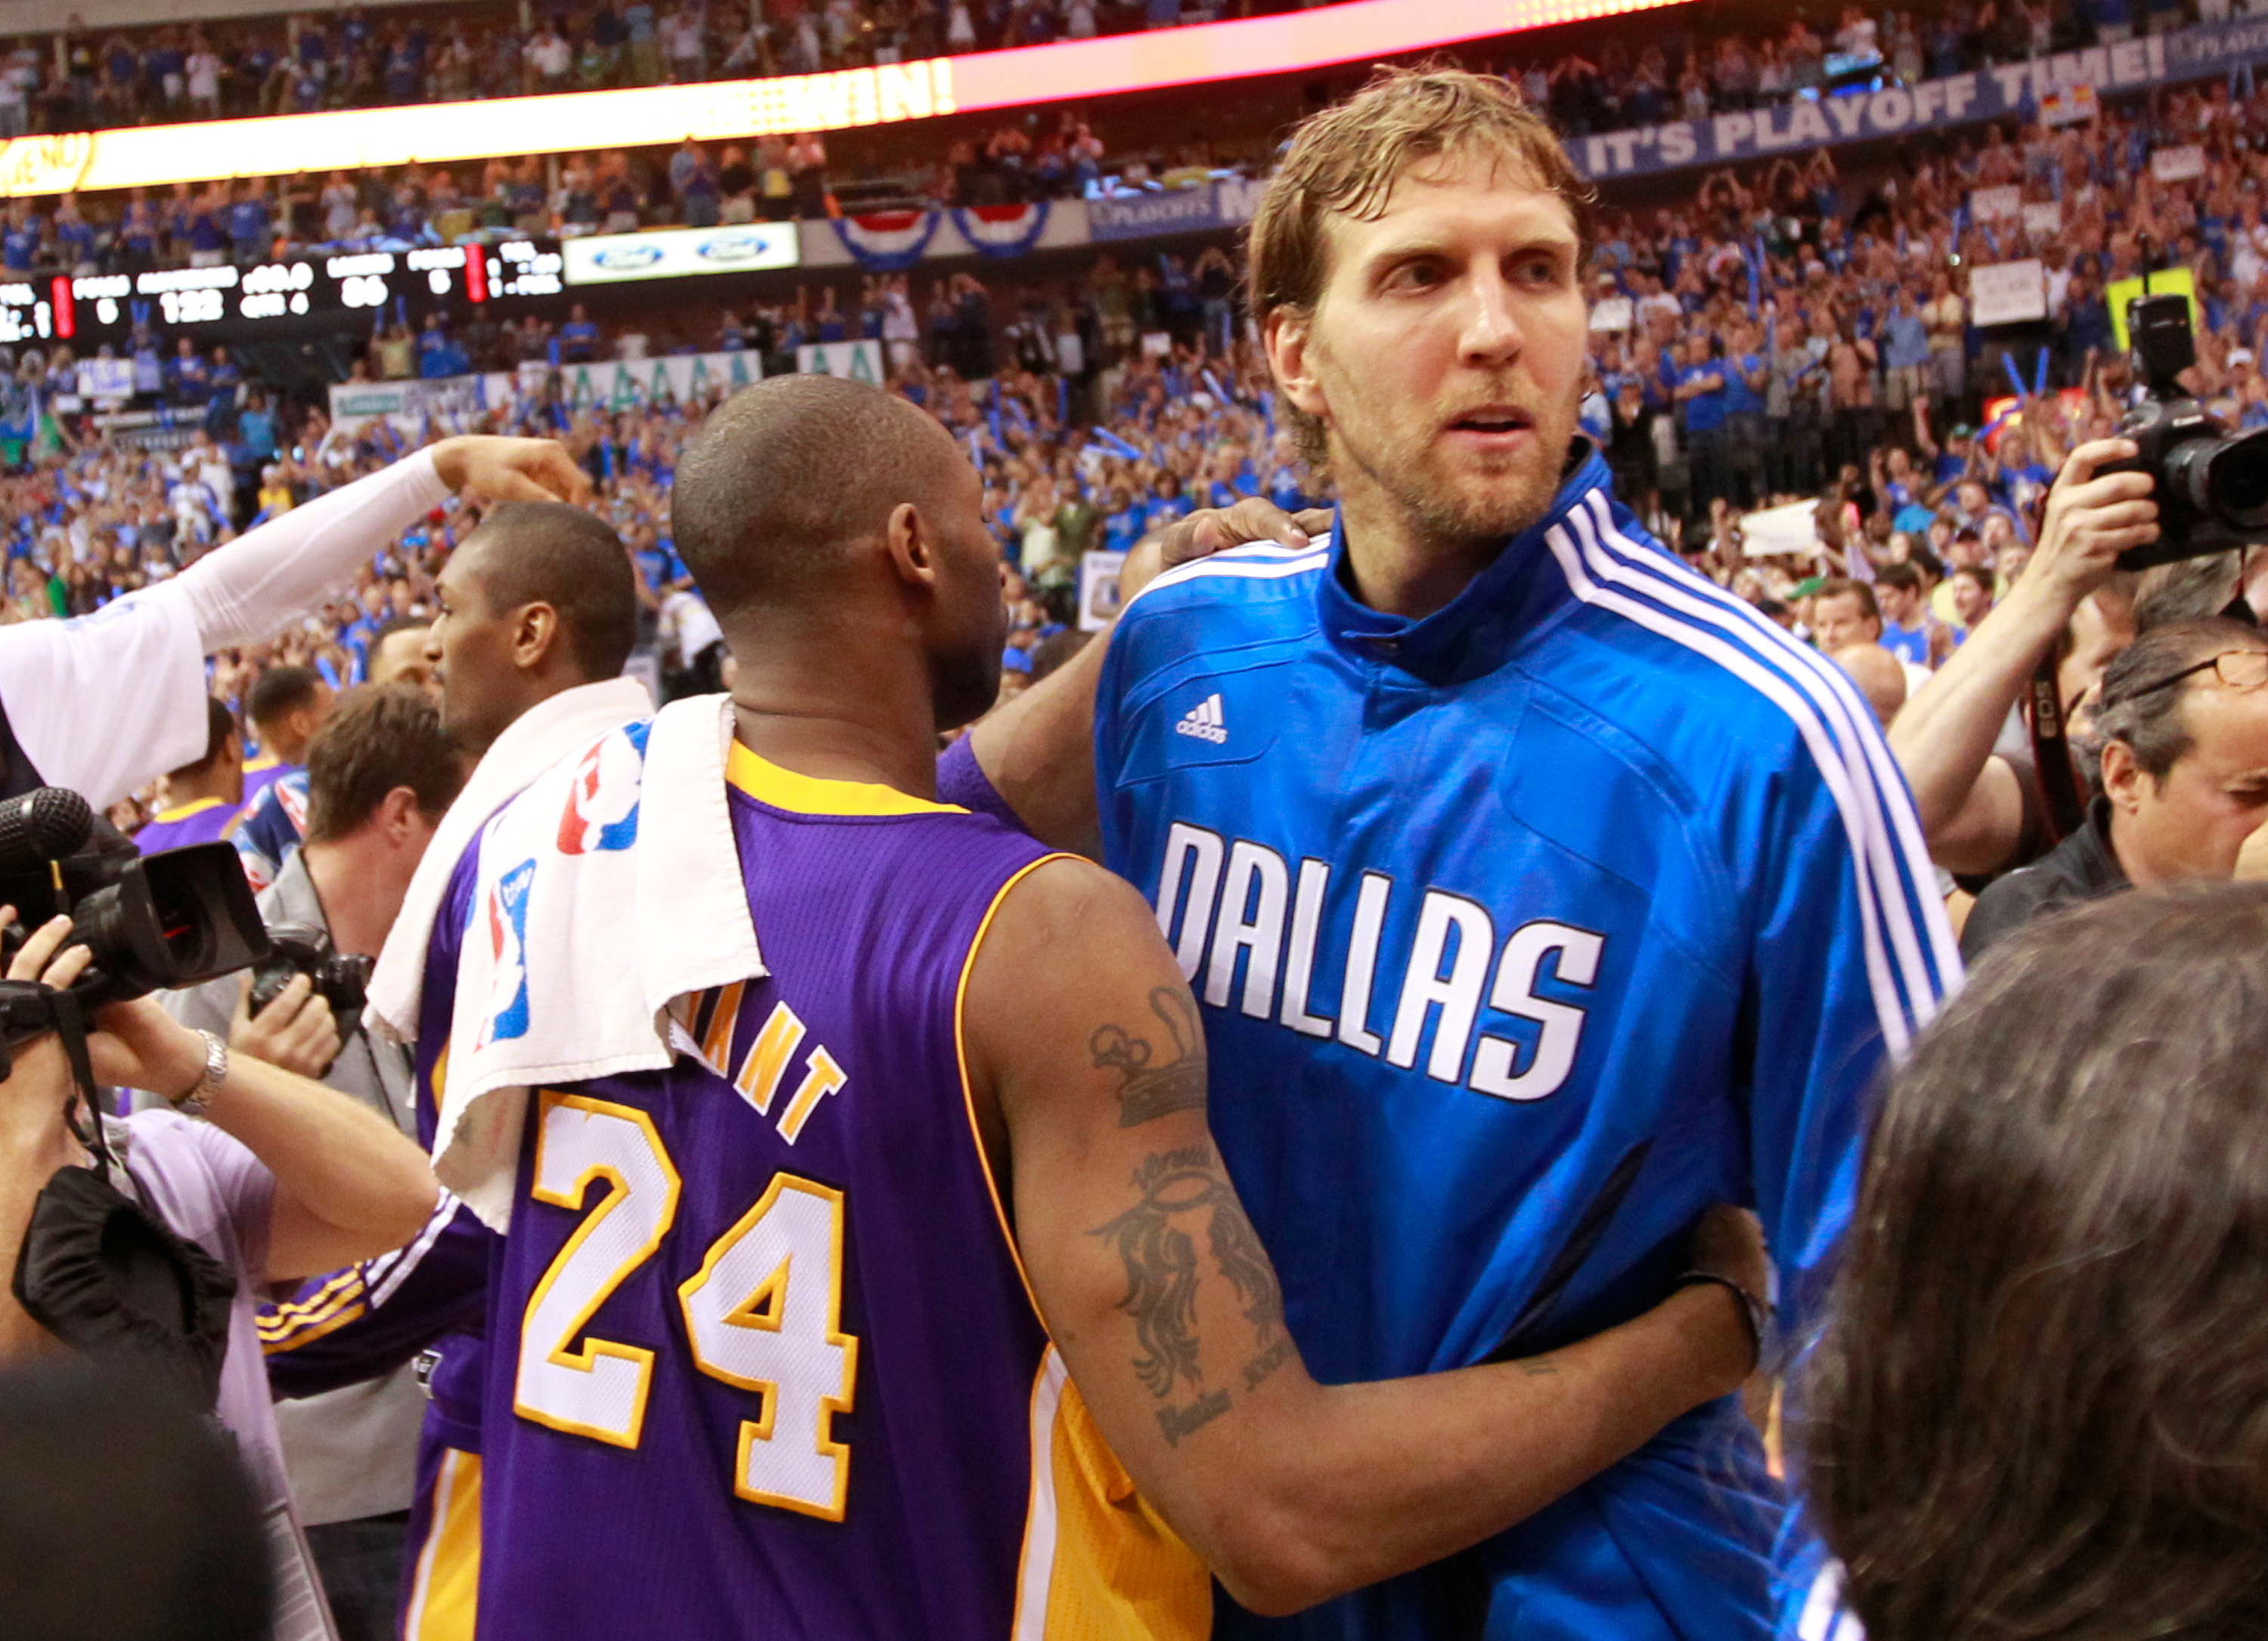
[171,1029,228,1117]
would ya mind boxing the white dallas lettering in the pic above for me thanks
[1470,921,1606,1102]
[1154,822,1225,983]
[1205,840,1288,1019]
[1277,857,1334,1038]
[1148,827,1606,1103]
[1336,871,1394,1057]
[1386,891,1496,1081]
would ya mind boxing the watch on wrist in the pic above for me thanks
[172,1029,228,1117]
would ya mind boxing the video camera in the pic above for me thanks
[0,787,268,1072]
[2104,287,2268,570]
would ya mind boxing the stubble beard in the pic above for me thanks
[1327,374,1582,554]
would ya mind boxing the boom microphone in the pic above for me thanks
[0,788,95,876]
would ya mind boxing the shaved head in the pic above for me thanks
[674,375,972,620]
[1832,642,1907,728]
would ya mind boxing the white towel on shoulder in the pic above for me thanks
[366,675,654,1050]
[430,693,763,1230]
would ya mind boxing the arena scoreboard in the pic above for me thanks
[0,238,569,346]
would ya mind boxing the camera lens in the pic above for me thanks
[2206,428,2268,531]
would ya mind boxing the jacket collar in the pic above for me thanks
[1315,443,1622,685]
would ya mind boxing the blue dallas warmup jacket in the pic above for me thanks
[1095,450,1957,1641]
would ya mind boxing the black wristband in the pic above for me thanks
[1675,1269,1769,1370]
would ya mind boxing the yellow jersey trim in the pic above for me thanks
[954,852,1078,1324]
[151,796,228,824]
[725,741,967,818]
[403,1447,482,1641]
[243,753,280,774]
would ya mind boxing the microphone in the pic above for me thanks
[0,788,94,876]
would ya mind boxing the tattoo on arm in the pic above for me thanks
[1089,1141,1294,1443]
[1089,1146,1211,1399]
[1089,988,1207,1128]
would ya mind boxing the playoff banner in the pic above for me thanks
[1088,178,1267,243]
[1574,18,2268,181]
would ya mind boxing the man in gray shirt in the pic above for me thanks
[0,901,438,1641]
[168,683,465,1641]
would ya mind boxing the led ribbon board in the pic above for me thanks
[0,0,1690,198]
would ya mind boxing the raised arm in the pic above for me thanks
[172,434,590,650]
[0,436,587,807]
[1911,394,1940,460]
[1891,438,2150,870]
[962,858,1760,1617]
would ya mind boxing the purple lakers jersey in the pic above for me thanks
[135,796,240,855]
[447,742,1208,1641]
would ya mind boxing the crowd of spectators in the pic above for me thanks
[0,0,2242,146]
[2,0,1338,139]
[0,107,1215,279]
[0,0,2254,272]
[1574,79,2266,612]
[20,45,2268,1641]
[11,57,2268,840]
[0,248,1303,835]
[1509,0,2244,142]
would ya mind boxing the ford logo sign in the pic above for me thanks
[593,244,664,271]
[696,232,769,264]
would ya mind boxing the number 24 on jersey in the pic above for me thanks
[513,1090,861,1521]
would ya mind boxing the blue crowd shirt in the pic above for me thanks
[1880,619,1932,666]
[1680,361,1729,433]
[1267,466,1311,514]
[1095,450,1957,1641]
[1721,352,1768,417]
[1882,309,1932,371]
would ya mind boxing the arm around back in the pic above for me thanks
[960,856,1760,1615]
[968,499,1328,850]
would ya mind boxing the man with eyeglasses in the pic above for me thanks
[1962,616,2268,958]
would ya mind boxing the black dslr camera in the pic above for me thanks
[0,786,269,1072]
[249,923,374,1050]
[2103,289,2268,570]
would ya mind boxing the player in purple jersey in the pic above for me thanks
[409,377,1768,1641]
[262,501,653,1641]
[136,698,245,855]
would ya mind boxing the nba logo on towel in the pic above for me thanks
[556,721,649,856]
[479,858,537,1049]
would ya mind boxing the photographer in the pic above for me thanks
[1962,618,2268,957]
[0,910,438,1641]
[0,436,587,811]
[165,684,465,1641]
[1889,438,2149,877]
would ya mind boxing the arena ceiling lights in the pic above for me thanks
[0,0,1689,199]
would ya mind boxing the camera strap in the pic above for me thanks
[48,985,116,1185]
[5,981,238,1413]
[2028,652,2087,845]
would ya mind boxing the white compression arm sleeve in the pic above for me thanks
[0,448,452,807]
[172,446,451,650]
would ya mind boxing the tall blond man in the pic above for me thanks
[1083,69,1957,1640]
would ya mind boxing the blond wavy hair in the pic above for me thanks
[1246,66,1596,467]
